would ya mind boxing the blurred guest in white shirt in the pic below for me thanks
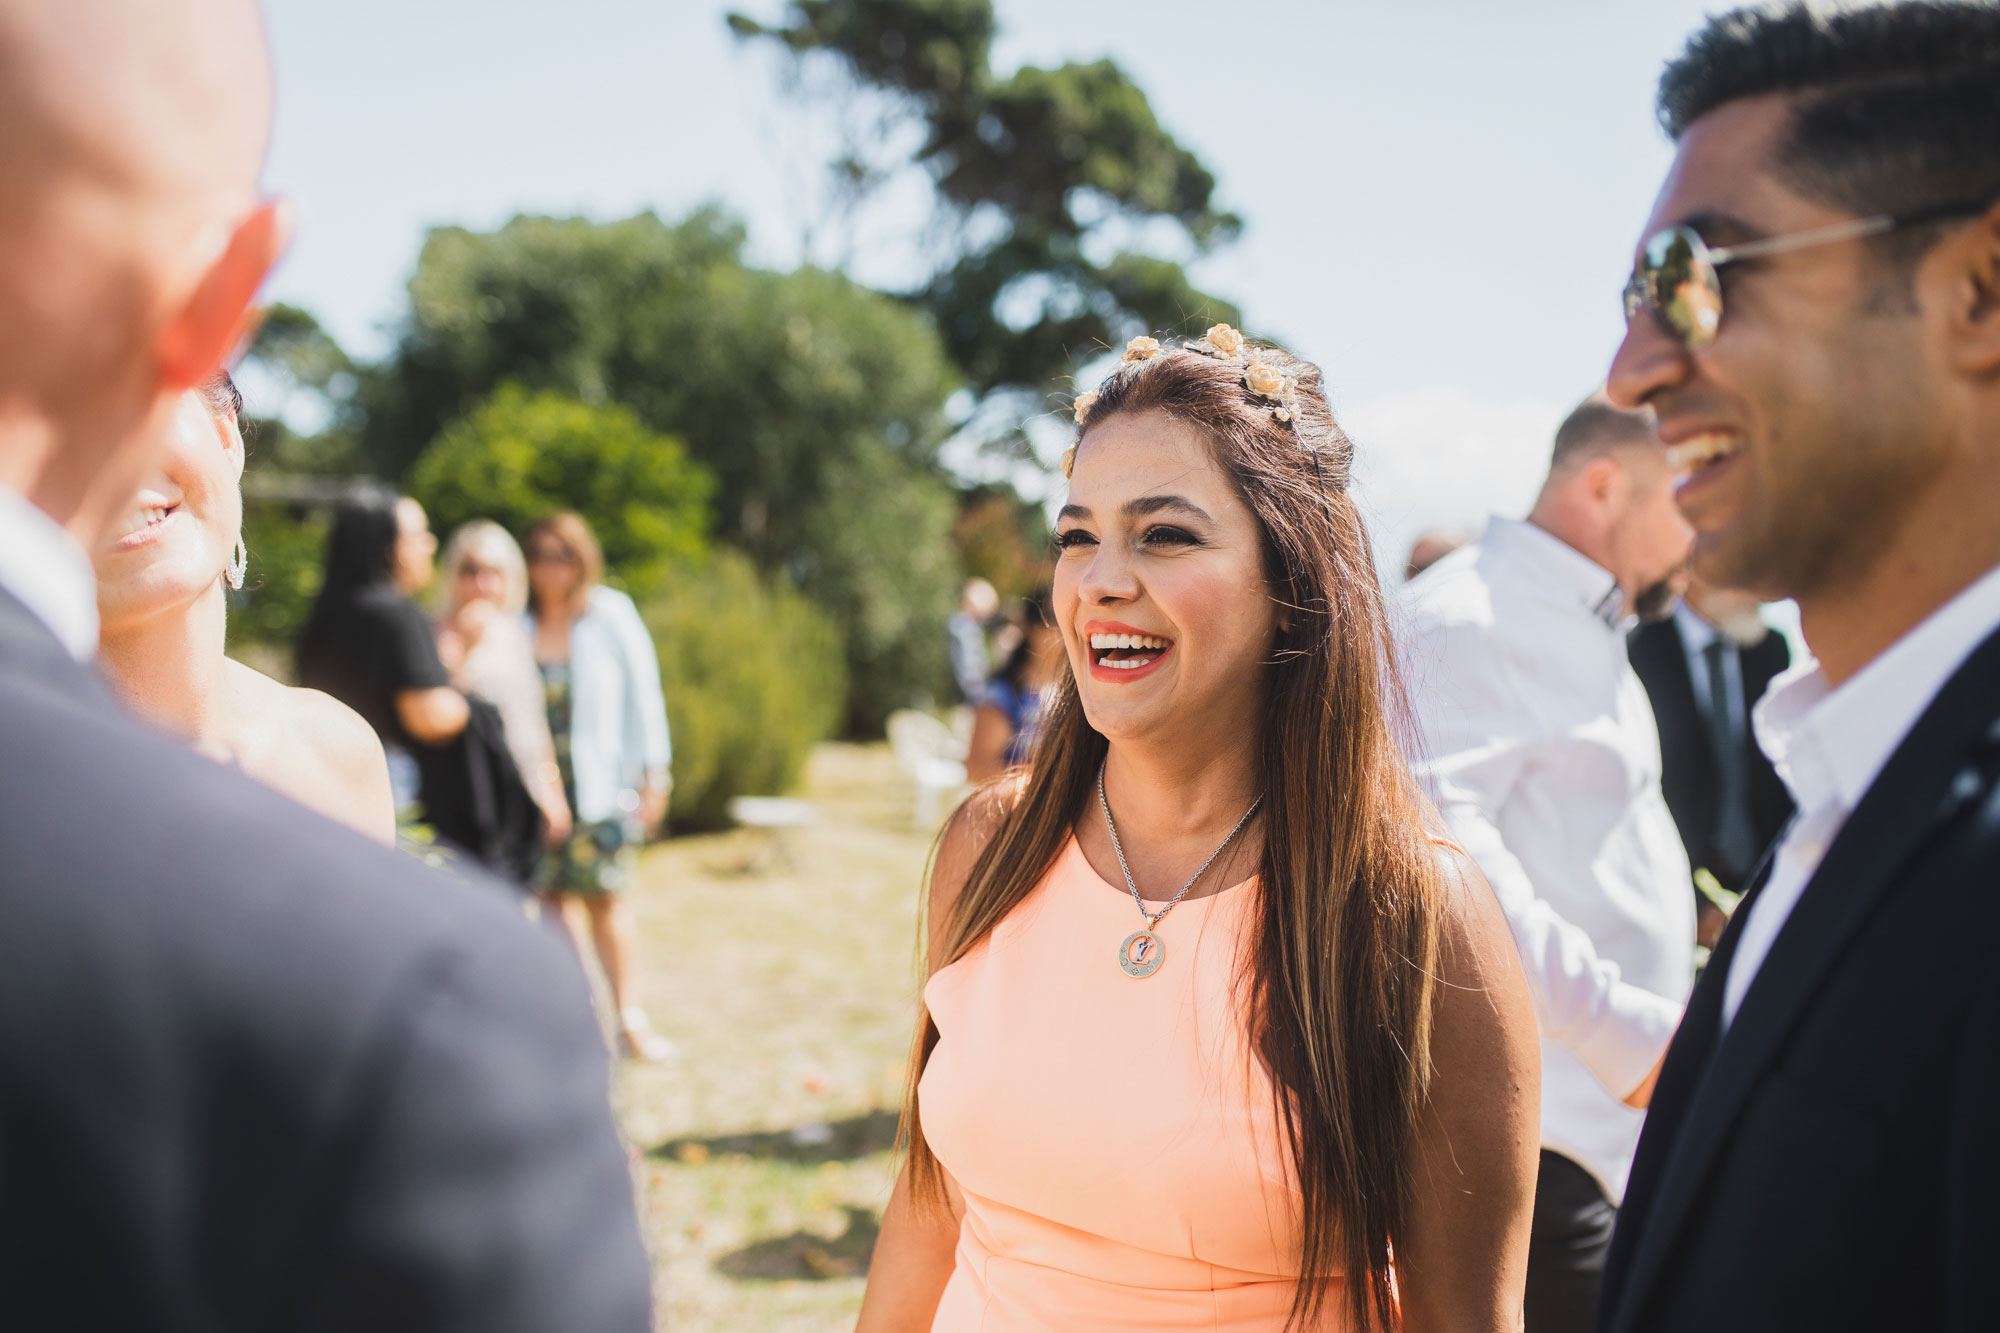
[1397,393,1695,1333]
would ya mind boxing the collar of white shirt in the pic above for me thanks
[1754,560,2000,832]
[1673,601,1719,655]
[0,485,98,660]
[1484,516,1628,631]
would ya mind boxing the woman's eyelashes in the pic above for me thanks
[1054,524,1204,554]
[1140,524,1202,549]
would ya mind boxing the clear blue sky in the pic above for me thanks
[261,0,1719,574]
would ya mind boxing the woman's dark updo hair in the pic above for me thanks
[295,486,403,687]
[200,369,243,420]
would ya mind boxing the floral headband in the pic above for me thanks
[1062,324,1306,479]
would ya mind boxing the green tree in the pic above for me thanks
[366,209,966,728]
[238,303,368,475]
[406,384,714,591]
[728,0,1241,432]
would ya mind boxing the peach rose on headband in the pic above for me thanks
[1072,389,1099,424]
[1060,445,1077,477]
[1244,360,1285,398]
[1205,323,1245,359]
[1122,335,1162,363]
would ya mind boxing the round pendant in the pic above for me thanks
[1118,929,1165,979]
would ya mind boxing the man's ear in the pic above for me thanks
[1582,453,1624,508]
[154,199,290,391]
[1952,201,2000,377]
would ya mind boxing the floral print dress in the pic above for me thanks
[537,660,637,894]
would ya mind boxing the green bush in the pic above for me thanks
[408,383,714,592]
[644,551,844,831]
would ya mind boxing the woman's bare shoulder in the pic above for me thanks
[225,660,396,842]
[927,774,1028,952]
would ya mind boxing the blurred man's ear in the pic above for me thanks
[1581,453,1624,508]
[1953,202,2000,378]
[154,199,290,391]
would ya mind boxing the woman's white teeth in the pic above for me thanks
[118,505,173,537]
[1089,633,1169,650]
[1100,655,1157,670]
[1665,433,1741,472]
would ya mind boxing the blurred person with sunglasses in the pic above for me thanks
[438,519,573,853]
[1600,5,2000,1332]
[93,373,393,841]
[524,512,675,1061]
[0,2,649,1328]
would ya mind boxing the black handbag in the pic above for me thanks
[412,695,545,887]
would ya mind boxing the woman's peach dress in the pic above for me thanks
[919,836,1328,1330]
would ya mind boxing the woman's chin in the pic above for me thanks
[95,563,226,626]
[1078,691,1175,743]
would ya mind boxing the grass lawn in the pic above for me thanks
[612,742,941,1331]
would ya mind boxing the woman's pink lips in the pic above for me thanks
[109,505,183,551]
[1088,641,1173,684]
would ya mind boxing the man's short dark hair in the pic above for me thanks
[1551,395,1659,473]
[1659,3,2000,247]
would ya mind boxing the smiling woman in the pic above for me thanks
[91,375,395,843]
[858,332,1541,1333]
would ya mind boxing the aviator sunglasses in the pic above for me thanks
[1622,199,1993,351]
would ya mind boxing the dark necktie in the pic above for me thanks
[1704,637,1759,880]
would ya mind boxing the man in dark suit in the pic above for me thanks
[1600,4,2000,1331]
[0,3,650,1328]
[1627,579,1793,944]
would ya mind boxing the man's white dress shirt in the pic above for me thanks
[1727,561,2000,1030]
[1398,517,1695,1201]
[0,485,97,659]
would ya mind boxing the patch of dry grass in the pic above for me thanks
[614,743,943,1331]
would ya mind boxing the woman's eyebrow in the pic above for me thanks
[1126,494,1212,523]
[1057,495,1215,525]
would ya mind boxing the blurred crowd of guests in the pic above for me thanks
[291,486,677,1058]
[946,577,1063,782]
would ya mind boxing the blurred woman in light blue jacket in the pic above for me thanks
[524,512,674,1061]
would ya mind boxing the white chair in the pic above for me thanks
[726,795,817,872]
[886,709,969,826]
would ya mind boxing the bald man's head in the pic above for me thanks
[0,0,281,544]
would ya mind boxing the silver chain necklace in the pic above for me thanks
[1097,760,1263,979]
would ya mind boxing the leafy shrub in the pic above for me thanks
[408,383,714,592]
[794,435,960,730]
[643,551,844,831]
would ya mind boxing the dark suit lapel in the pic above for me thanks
[1606,622,2000,1331]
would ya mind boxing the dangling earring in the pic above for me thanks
[225,536,248,591]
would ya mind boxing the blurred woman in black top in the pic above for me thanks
[297,489,469,812]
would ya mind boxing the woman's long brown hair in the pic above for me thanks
[900,339,1444,1331]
